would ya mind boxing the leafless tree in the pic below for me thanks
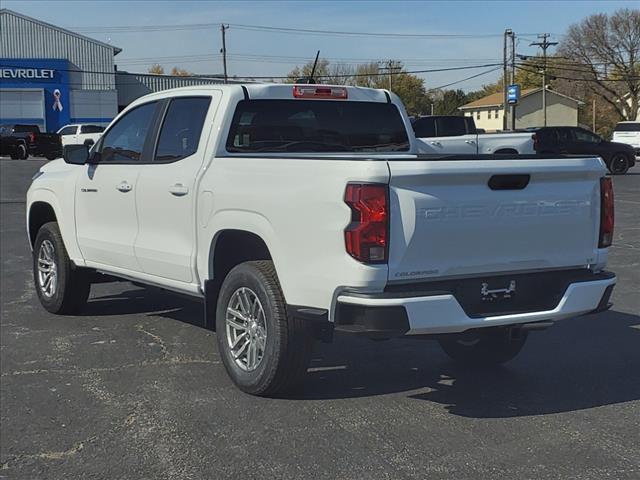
[559,8,640,121]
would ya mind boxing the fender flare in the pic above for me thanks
[27,188,84,265]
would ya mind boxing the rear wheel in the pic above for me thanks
[609,154,630,175]
[17,143,28,160]
[216,261,313,396]
[33,222,91,314]
[438,327,528,366]
[45,153,58,161]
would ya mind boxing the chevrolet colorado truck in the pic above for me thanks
[26,84,616,396]
[412,115,536,155]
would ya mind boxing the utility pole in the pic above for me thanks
[379,60,400,91]
[220,24,229,84]
[510,32,516,130]
[530,33,558,127]
[592,98,596,132]
[503,29,511,131]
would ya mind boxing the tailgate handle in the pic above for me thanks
[488,174,530,190]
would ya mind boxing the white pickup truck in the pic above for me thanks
[27,84,616,396]
[413,115,536,155]
[57,124,105,148]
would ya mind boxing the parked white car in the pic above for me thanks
[612,121,640,159]
[27,84,616,395]
[57,124,105,147]
[413,115,536,155]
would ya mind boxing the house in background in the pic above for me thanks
[458,88,583,131]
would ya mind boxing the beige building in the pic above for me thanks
[459,88,583,131]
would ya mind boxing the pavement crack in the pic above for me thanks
[1,358,218,377]
[1,437,96,469]
[136,323,169,357]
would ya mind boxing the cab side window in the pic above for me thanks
[155,97,211,162]
[59,126,77,136]
[100,102,158,162]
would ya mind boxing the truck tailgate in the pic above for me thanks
[386,157,605,282]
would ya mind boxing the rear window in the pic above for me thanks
[614,123,640,132]
[13,125,39,133]
[226,100,409,153]
[80,125,105,134]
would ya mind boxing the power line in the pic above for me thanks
[0,61,504,80]
[69,21,548,39]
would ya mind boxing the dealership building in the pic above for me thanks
[0,9,224,132]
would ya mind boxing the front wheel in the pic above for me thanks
[33,222,91,314]
[438,327,528,366]
[609,154,630,175]
[215,261,313,396]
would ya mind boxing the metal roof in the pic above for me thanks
[0,9,121,54]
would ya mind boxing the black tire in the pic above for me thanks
[215,260,312,396]
[33,222,91,314]
[9,151,18,160]
[438,327,528,366]
[609,153,630,175]
[17,143,28,160]
[45,153,58,161]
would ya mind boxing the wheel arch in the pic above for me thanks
[28,201,58,247]
[204,228,275,330]
[494,148,519,155]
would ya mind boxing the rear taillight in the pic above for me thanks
[28,132,35,144]
[344,183,388,263]
[599,177,614,248]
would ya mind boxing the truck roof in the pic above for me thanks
[137,83,393,103]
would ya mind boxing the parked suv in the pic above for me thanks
[532,126,636,174]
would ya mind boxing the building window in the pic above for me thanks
[488,110,492,119]
[495,109,500,119]
[476,111,480,120]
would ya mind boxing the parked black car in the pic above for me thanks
[0,124,62,160]
[531,126,636,174]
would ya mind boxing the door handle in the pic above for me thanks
[116,181,132,193]
[429,141,441,146]
[465,140,476,144]
[169,183,189,197]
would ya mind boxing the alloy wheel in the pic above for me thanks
[225,287,267,372]
[37,239,57,298]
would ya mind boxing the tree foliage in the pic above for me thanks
[148,64,164,75]
[558,8,640,121]
[285,58,432,115]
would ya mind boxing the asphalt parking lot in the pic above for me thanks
[1,158,639,480]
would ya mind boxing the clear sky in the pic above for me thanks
[3,0,637,91]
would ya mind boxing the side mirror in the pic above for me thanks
[63,144,89,165]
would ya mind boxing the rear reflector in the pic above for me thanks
[599,177,614,248]
[344,184,388,263]
[293,85,348,99]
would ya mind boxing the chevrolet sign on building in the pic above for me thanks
[0,68,55,79]
[0,9,120,132]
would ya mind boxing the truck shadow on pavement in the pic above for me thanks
[301,309,640,418]
[85,286,639,419]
